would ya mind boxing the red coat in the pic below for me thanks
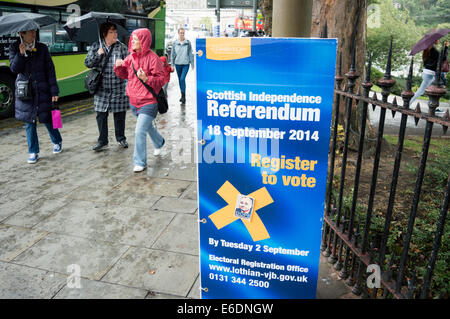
[160,56,173,84]
[114,28,165,108]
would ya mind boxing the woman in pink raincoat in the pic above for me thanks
[114,28,166,172]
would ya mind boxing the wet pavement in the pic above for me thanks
[0,71,355,299]
[369,92,450,136]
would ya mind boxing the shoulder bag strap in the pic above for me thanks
[131,62,158,100]
[99,42,115,75]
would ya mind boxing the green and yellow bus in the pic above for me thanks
[0,0,166,119]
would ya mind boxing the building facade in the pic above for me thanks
[165,0,207,10]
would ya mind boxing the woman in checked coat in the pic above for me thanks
[84,22,129,151]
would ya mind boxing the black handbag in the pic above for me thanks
[132,63,168,114]
[85,43,114,95]
[16,78,32,101]
[17,53,34,101]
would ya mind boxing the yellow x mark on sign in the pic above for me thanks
[209,181,274,242]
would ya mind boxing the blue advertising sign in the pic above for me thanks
[196,37,337,299]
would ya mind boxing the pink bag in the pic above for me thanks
[52,109,62,129]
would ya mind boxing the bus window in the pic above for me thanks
[38,8,84,54]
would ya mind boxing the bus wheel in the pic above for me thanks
[0,73,15,119]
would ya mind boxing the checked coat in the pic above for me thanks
[84,40,129,113]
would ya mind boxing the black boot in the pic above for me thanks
[180,92,186,104]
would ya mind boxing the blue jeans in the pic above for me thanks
[132,104,164,167]
[410,72,435,106]
[25,121,62,154]
[175,64,189,93]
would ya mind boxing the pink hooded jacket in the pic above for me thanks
[114,28,165,108]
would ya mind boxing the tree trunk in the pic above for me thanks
[259,0,273,36]
[311,0,378,152]
[311,0,367,84]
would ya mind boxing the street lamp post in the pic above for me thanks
[272,0,312,37]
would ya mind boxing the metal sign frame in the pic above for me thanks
[206,0,254,9]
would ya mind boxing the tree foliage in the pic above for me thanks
[398,0,450,27]
[367,0,425,72]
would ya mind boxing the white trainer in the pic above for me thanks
[154,138,165,156]
[133,165,146,172]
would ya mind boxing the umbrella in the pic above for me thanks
[410,28,450,55]
[63,12,128,44]
[0,12,57,36]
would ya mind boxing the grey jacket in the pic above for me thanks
[171,39,194,66]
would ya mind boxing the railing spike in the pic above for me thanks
[384,36,393,79]
[442,110,449,134]
[372,92,378,111]
[406,58,414,91]
[415,103,422,114]
[414,102,421,125]
[391,97,397,117]
[407,271,417,299]
[321,20,328,39]
[366,54,372,83]
[444,109,450,121]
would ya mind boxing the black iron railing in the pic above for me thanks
[321,36,450,299]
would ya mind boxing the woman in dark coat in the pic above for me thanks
[9,29,62,164]
[410,40,449,108]
[84,22,129,151]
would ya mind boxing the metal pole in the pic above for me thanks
[252,0,257,32]
[272,0,312,37]
[215,0,220,37]
[216,0,220,23]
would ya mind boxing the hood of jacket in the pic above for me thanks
[128,28,152,57]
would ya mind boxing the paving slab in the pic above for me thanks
[152,197,198,214]
[33,200,175,249]
[180,182,198,201]
[101,247,199,297]
[0,225,48,262]
[152,213,199,255]
[12,233,129,281]
[116,175,191,198]
[187,275,201,299]
[0,261,67,299]
[316,254,359,299]
[148,163,197,182]
[0,192,42,222]
[3,197,73,228]
[54,278,148,299]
